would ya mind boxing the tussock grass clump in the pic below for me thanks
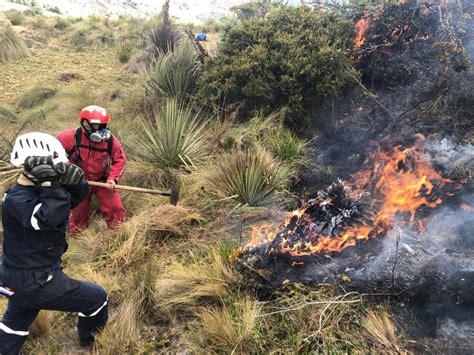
[190,297,261,353]
[117,41,133,63]
[135,99,211,170]
[4,10,26,26]
[362,308,401,353]
[0,26,29,63]
[155,242,239,317]
[15,86,57,110]
[89,31,116,49]
[147,42,199,101]
[209,147,293,207]
[53,18,70,30]
[0,107,18,123]
[69,30,87,47]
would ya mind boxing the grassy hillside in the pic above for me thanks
[0,6,419,354]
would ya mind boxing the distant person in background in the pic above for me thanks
[0,132,108,353]
[56,105,127,233]
[196,33,207,41]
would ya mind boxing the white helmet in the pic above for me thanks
[10,132,69,167]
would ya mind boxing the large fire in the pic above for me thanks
[245,136,455,256]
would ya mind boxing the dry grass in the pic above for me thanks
[362,308,401,354]
[0,34,138,104]
[190,297,261,353]
[155,242,239,317]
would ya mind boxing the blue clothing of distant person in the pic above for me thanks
[196,33,207,41]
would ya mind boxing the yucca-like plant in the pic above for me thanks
[135,99,210,170]
[15,86,57,110]
[146,42,199,100]
[0,26,29,63]
[211,147,293,206]
[145,22,182,59]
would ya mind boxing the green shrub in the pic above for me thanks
[0,27,30,63]
[135,99,210,170]
[146,42,199,101]
[54,18,70,30]
[195,6,357,129]
[200,19,222,33]
[209,147,292,206]
[267,129,308,168]
[16,87,57,110]
[117,41,133,63]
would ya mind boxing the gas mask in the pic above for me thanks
[81,119,111,142]
[90,129,112,143]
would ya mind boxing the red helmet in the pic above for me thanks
[80,105,110,125]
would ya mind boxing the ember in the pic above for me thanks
[245,136,455,256]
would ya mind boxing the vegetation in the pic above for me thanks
[0,26,29,63]
[209,147,292,206]
[15,86,57,110]
[0,2,440,353]
[196,6,356,128]
[146,42,199,101]
[135,99,210,170]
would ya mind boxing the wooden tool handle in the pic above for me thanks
[87,181,172,196]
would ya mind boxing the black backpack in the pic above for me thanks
[67,127,114,164]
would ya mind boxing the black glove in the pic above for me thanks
[55,162,84,186]
[24,156,60,188]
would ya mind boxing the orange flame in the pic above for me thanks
[246,136,454,256]
[354,12,371,48]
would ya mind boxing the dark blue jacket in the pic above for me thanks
[1,179,89,270]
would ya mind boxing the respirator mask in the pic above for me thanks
[81,119,111,142]
[90,129,112,143]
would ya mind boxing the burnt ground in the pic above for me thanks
[238,2,474,351]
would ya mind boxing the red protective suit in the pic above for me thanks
[57,128,126,232]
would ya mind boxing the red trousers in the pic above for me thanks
[70,186,125,233]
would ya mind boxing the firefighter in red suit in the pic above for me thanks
[56,105,126,233]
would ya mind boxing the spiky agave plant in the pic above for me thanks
[135,99,210,170]
[146,42,199,101]
[145,22,182,59]
[211,147,293,206]
[0,26,29,63]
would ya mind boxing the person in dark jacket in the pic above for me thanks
[0,132,108,354]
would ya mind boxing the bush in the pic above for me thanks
[54,18,70,30]
[134,99,210,171]
[209,147,292,207]
[0,27,29,63]
[146,42,199,101]
[117,42,133,63]
[195,6,356,129]
[15,87,57,110]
